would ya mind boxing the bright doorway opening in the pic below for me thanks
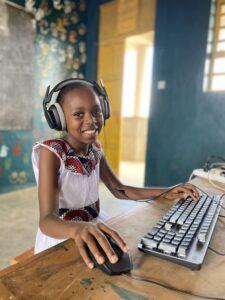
[120,32,154,187]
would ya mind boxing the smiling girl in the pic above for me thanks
[32,79,199,269]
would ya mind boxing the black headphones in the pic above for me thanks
[43,78,111,131]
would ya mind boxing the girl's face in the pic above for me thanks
[61,87,104,149]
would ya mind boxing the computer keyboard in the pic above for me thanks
[138,192,222,270]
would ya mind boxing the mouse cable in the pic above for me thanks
[121,273,225,300]
[208,246,225,256]
[129,182,187,203]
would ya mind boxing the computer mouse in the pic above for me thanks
[85,234,133,275]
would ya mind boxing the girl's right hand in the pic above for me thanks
[70,222,129,269]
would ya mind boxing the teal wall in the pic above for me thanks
[0,0,88,193]
[145,0,225,186]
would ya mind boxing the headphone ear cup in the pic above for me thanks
[103,98,110,120]
[44,109,56,129]
[99,96,110,121]
[48,103,66,131]
[93,81,110,121]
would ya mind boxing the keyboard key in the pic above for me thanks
[157,232,165,238]
[142,237,158,249]
[177,245,188,258]
[162,238,171,243]
[171,240,180,246]
[197,233,206,244]
[165,222,173,230]
[153,236,162,242]
[183,237,192,243]
[174,236,183,242]
[158,242,177,254]
[146,233,153,239]
[148,227,159,236]
[159,229,167,235]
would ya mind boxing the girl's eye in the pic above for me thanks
[92,109,102,117]
[73,112,84,118]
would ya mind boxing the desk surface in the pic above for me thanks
[1,178,225,300]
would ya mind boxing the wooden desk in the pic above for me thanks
[1,178,225,300]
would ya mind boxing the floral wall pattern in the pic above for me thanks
[0,0,88,193]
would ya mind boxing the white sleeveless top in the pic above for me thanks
[32,138,109,254]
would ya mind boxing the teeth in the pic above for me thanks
[83,130,96,134]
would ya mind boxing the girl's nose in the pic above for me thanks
[84,113,96,125]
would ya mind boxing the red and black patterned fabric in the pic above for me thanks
[42,138,102,176]
[59,199,100,221]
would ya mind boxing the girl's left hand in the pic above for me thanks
[163,184,200,201]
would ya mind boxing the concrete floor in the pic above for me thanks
[0,161,145,271]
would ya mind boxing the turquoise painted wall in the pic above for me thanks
[0,0,88,193]
[145,0,225,186]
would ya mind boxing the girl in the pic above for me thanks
[32,78,199,269]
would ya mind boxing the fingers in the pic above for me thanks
[74,223,128,268]
[76,231,106,266]
[88,227,118,264]
[98,222,129,253]
[76,238,94,269]
[165,183,200,201]
[178,185,199,200]
[184,183,200,199]
[84,234,107,264]
[174,185,200,200]
[178,190,195,200]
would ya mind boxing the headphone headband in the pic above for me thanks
[43,78,110,131]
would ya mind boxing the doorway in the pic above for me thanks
[120,32,153,186]
[97,0,156,185]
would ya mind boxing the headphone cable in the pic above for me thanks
[136,181,225,210]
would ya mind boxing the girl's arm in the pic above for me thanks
[100,155,199,201]
[38,146,75,239]
[38,147,128,269]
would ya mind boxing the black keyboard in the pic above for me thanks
[138,193,222,270]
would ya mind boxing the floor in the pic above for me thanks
[0,161,145,271]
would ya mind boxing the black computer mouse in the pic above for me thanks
[85,234,133,275]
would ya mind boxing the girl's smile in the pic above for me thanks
[81,127,99,139]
